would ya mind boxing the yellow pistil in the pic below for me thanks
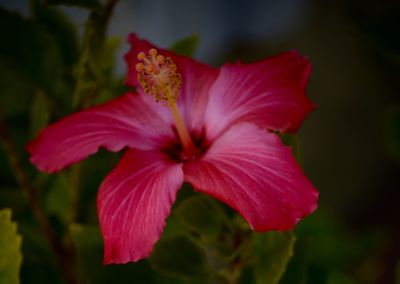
[135,49,197,155]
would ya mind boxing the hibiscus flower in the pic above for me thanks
[27,34,318,264]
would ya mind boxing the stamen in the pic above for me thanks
[156,55,165,64]
[135,63,144,72]
[136,49,182,104]
[136,49,198,156]
[137,52,146,61]
[149,48,157,57]
[145,65,154,73]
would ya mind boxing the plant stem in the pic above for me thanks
[0,115,80,284]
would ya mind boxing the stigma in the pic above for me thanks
[135,49,182,104]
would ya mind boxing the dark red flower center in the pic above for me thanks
[162,131,208,163]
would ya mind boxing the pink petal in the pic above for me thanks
[97,149,183,264]
[184,123,318,231]
[177,57,218,137]
[125,34,218,137]
[203,51,315,141]
[27,93,175,173]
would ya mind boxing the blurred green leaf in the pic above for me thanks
[14,215,64,284]
[18,220,61,284]
[73,4,120,107]
[396,260,400,284]
[296,211,380,267]
[159,212,186,239]
[70,224,185,284]
[89,37,122,105]
[44,0,102,12]
[170,34,200,57]
[70,224,105,282]
[278,237,309,284]
[0,70,34,117]
[281,210,383,284]
[280,133,303,165]
[0,187,27,215]
[30,90,51,138]
[253,232,296,284]
[45,174,70,223]
[0,7,64,119]
[326,270,354,284]
[0,209,23,284]
[238,266,256,284]
[176,195,226,236]
[150,234,211,281]
[30,0,80,67]
[74,150,120,224]
[0,8,63,92]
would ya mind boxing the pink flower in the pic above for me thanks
[27,34,318,264]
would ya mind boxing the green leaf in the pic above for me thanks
[176,195,226,236]
[280,133,303,165]
[170,34,200,57]
[278,237,309,284]
[150,234,211,281]
[70,224,183,284]
[238,266,256,284]
[0,209,23,284]
[326,270,354,284]
[89,37,122,105]
[45,174,70,223]
[30,90,51,137]
[30,0,80,66]
[70,224,107,282]
[253,232,296,284]
[44,0,103,12]
[73,5,120,107]
[296,210,378,267]
[0,7,63,101]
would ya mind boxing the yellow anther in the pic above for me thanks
[135,63,144,72]
[156,55,165,64]
[145,65,154,73]
[149,48,157,57]
[137,52,146,60]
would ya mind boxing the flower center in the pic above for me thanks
[136,49,200,160]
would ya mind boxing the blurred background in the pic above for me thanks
[0,0,399,283]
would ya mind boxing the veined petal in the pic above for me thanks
[184,123,318,231]
[27,93,175,173]
[97,149,183,264]
[125,34,218,137]
[204,51,314,141]
[178,57,218,137]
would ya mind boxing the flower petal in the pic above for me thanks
[184,123,318,231]
[125,34,218,137]
[27,93,175,173]
[203,51,315,141]
[97,149,183,264]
